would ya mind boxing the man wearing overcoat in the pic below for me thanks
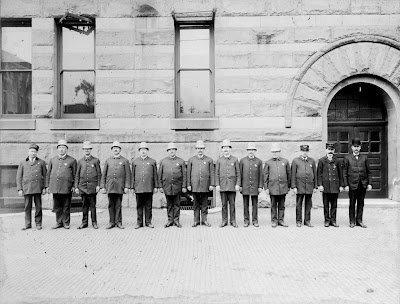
[74,141,101,229]
[187,140,214,227]
[343,138,372,228]
[158,142,187,228]
[239,142,263,227]
[317,143,343,227]
[100,141,131,229]
[291,145,317,227]
[216,139,241,228]
[46,139,77,229]
[17,143,47,230]
[131,142,158,229]
[263,143,291,228]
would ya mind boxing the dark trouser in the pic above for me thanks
[322,192,338,224]
[136,193,153,226]
[53,193,72,226]
[193,192,209,224]
[349,181,366,224]
[220,191,236,225]
[24,194,42,227]
[81,193,97,226]
[243,195,258,224]
[270,194,286,224]
[166,194,181,225]
[108,194,123,225]
[296,194,312,224]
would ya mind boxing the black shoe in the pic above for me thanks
[77,224,88,229]
[146,223,154,228]
[356,222,367,228]
[22,226,31,231]
[331,222,339,228]
[349,223,355,228]
[192,222,199,227]
[106,224,115,229]
[272,222,278,228]
[324,222,330,227]
[231,223,238,228]
[63,225,70,229]
[202,221,211,227]
[175,223,182,228]
[243,223,249,227]
[278,221,288,227]
[116,223,124,229]
[219,222,227,228]
[253,223,259,227]
[52,224,63,229]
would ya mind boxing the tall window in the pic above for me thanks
[173,11,215,118]
[0,19,32,117]
[57,13,95,118]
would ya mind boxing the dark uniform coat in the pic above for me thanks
[343,154,371,190]
[158,156,187,195]
[100,156,131,194]
[131,156,159,193]
[317,156,343,193]
[263,157,291,195]
[46,155,77,194]
[215,155,241,192]
[239,156,263,196]
[187,155,215,193]
[74,156,102,194]
[291,157,317,194]
[17,157,47,194]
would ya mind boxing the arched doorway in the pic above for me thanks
[327,82,388,198]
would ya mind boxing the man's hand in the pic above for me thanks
[313,188,317,194]
[74,188,80,195]
[209,186,214,191]
[265,189,269,195]
[42,189,46,195]
[71,187,75,193]
[153,188,158,194]
[124,188,129,194]
[159,188,164,194]
[182,188,187,193]
[367,185,372,191]
[344,186,349,192]
[293,188,298,194]
[96,186,100,193]
[318,186,324,192]
[130,189,135,194]
[187,186,192,192]
[216,186,220,192]
[18,190,23,197]
[258,188,262,193]
[235,185,240,191]
[101,188,106,194]
[46,188,50,194]
[339,186,344,192]
[239,187,242,192]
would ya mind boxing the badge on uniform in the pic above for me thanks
[310,164,312,167]
[204,162,206,164]
[255,164,257,167]
[91,164,94,167]
[64,163,67,166]
[119,162,122,165]
[282,163,285,166]
[231,163,234,166]
[176,163,179,166]
[147,163,150,165]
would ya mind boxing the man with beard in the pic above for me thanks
[187,140,214,227]
[17,143,47,230]
[343,138,372,228]
[317,143,343,228]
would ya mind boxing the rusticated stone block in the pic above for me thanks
[293,101,321,117]
[310,55,343,88]
[249,52,294,68]
[218,0,268,16]
[135,17,173,29]
[0,0,36,17]
[301,69,331,95]
[250,100,284,117]
[215,100,251,117]
[302,0,351,15]
[32,76,53,95]
[267,0,303,16]
[331,26,400,42]
[216,52,250,69]
[350,0,382,14]
[32,30,54,47]
[215,28,257,44]
[32,94,54,118]
[32,53,54,70]
[256,28,293,44]
[96,31,135,46]
[294,27,331,43]
[134,51,174,70]
[96,102,135,118]
[381,0,400,14]
[135,29,174,45]
[98,0,134,17]
[97,53,135,70]
[134,77,173,94]
[216,76,251,93]
[250,76,292,93]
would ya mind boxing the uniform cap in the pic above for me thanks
[300,145,309,151]
[195,140,205,149]
[270,143,281,152]
[246,142,257,150]
[167,142,177,151]
[29,143,39,151]
[82,141,92,149]
[111,141,121,149]
[138,142,149,151]
[351,138,361,146]
[57,139,68,149]
[221,139,232,148]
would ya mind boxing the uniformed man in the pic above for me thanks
[74,141,101,229]
[46,139,77,229]
[343,138,372,228]
[215,139,241,228]
[131,142,158,229]
[291,145,317,227]
[263,143,291,228]
[317,143,343,227]
[158,142,187,228]
[17,143,47,230]
[100,141,131,229]
[187,140,215,227]
[158,142,186,228]
[239,142,263,227]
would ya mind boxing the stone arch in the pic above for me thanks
[285,35,400,128]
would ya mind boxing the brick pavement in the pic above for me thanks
[0,204,399,304]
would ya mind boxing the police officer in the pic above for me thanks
[131,142,158,229]
[100,141,131,229]
[343,138,372,228]
[46,139,77,229]
[239,142,263,227]
[17,143,47,230]
[216,139,241,228]
[317,143,343,227]
[187,140,215,227]
[159,142,187,228]
[263,143,291,228]
[74,141,101,229]
[291,145,317,227]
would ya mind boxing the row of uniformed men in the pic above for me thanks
[17,138,371,230]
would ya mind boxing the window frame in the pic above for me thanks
[0,18,32,118]
[174,14,215,118]
[56,15,96,119]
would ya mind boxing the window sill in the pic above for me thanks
[50,119,100,130]
[170,118,219,130]
[0,119,36,130]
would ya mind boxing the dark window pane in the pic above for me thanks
[359,109,371,119]
[370,109,383,119]
[359,131,369,141]
[0,166,18,198]
[340,143,348,153]
[336,99,347,109]
[328,99,336,110]
[361,142,369,152]
[180,28,209,69]
[370,142,380,152]
[371,131,380,141]
[327,110,336,121]
[179,70,210,114]
[348,99,359,108]
[2,71,32,114]
[62,72,95,114]
[1,27,31,70]
[348,109,359,120]
[336,109,347,120]
[62,27,94,69]
[339,132,348,142]
[328,132,337,141]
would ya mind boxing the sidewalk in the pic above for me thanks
[0,204,399,304]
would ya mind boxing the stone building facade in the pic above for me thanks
[1,0,400,209]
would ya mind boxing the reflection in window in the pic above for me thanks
[0,19,32,115]
[58,15,95,117]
